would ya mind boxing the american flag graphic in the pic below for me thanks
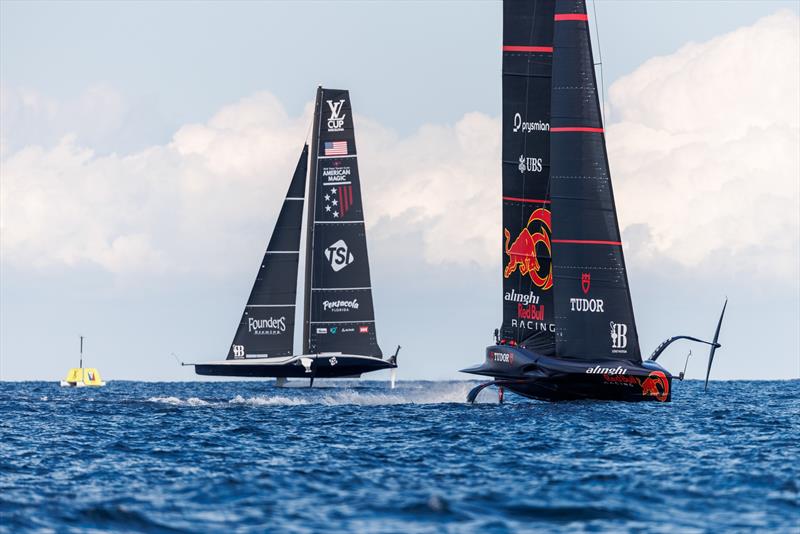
[323,184,354,219]
[324,141,348,156]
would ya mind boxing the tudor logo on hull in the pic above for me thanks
[326,99,346,132]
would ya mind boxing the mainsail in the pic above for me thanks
[549,0,641,361]
[227,146,308,359]
[303,87,382,357]
[501,0,556,348]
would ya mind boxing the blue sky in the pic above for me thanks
[1,1,798,381]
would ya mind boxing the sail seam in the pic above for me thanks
[246,304,296,308]
[311,287,371,291]
[309,320,375,324]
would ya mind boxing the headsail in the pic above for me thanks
[227,146,308,359]
[303,87,382,357]
[501,0,556,348]
[549,0,641,361]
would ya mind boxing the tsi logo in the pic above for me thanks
[610,322,628,351]
[325,239,355,272]
[327,99,346,132]
[518,155,543,173]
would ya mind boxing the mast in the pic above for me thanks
[79,335,83,369]
[303,87,324,354]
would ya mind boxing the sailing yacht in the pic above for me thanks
[461,0,725,402]
[191,87,398,386]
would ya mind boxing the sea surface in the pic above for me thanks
[1,380,798,533]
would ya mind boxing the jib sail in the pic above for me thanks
[549,0,641,362]
[227,145,308,359]
[303,87,382,357]
[501,0,557,348]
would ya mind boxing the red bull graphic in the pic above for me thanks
[640,371,670,402]
[503,208,553,289]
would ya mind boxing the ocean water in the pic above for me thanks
[1,380,798,533]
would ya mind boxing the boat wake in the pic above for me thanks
[145,382,495,407]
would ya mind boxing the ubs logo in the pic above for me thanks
[327,99,346,132]
[324,239,354,272]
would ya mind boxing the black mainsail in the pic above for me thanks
[501,0,556,348]
[227,146,308,359]
[304,87,382,358]
[549,0,640,361]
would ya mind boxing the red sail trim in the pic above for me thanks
[503,196,551,204]
[550,127,604,133]
[552,239,622,245]
[502,45,554,53]
[554,14,588,21]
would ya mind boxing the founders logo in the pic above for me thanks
[610,322,628,352]
[248,316,286,335]
[324,239,355,272]
[326,99,346,132]
[231,344,245,359]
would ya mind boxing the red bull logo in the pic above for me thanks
[640,371,670,402]
[503,208,553,289]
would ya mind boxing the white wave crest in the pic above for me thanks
[228,394,310,406]
[146,396,211,406]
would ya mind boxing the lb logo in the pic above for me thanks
[640,371,670,402]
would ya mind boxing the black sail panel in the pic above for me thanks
[549,0,641,362]
[501,0,557,348]
[227,146,308,359]
[304,88,382,357]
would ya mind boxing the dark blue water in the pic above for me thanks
[1,380,798,533]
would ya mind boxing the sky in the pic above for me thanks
[1,0,798,382]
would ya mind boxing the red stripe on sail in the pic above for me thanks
[502,45,553,53]
[503,196,551,204]
[554,14,588,21]
[349,187,353,208]
[550,127,604,133]
[552,239,622,246]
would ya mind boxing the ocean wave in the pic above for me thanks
[146,396,211,407]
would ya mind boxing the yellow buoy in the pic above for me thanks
[60,336,106,387]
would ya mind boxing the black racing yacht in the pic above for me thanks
[190,87,399,386]
[461,0,726,403]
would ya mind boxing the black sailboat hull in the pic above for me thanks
[461,345,672,402]
[195,354,395,379]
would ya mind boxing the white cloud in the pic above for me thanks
[1,11,797,284]
[606,10,799,282]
